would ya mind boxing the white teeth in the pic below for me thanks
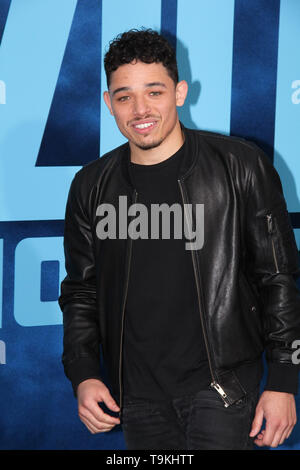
[135,122,154,129]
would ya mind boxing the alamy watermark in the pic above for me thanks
[95,196,204,250]
[292,339,300,365]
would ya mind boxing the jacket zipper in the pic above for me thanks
[178,179,230,407]
[266,214,279,274]
[118,189,138,414]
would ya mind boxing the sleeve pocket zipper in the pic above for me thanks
[266,214,280,273]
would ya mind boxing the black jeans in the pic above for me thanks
[121,386,260,450]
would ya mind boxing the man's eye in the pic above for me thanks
[118,96,130,102]
[149,91,161,96]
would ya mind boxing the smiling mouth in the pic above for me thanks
[131,121,158,134]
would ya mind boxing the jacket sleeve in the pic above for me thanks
[245,148,300,394]
[58,172,102,396]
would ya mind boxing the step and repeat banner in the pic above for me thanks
[0,0,299,450]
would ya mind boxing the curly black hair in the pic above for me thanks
[104,28,178,88]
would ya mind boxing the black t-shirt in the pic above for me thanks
[122,143,211,400]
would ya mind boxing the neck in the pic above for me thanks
[129,120,184,165]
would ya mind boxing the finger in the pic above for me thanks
[254,439,265,447]
[80,415,101,434]
[253,429,265,446]
[80,399,120,426]
[255,428,278,447]
[79,404,118,430]
[287,407,297,439]
[286,424,295,440]
[278,428,290,446]
[80,415,114,434]
[260,421,279,447]
[268,412,296,447]
[249,408,264,437]
[281,421,295,443]
[102,393,120,413]
[90,401,121,426]
[269,427,288,448]
[254,434,266,446]
[80,408,116,432]
[263,418,290,448]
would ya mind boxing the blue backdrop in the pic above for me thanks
[0,0,299,450]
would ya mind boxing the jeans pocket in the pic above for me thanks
[121,397,161,424]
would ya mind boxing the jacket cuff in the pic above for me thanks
[63,356,102,398]
[265,362,299,395]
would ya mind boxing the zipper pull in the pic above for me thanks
[266,213,280,273]
[266,214,273,234]
[210,381,230,407]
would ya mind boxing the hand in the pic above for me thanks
[77,378,120,434]
[249,391,297,447]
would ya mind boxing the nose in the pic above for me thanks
[133,95,151,117]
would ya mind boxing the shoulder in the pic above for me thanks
[185,127,266,167]
[184,126,278,194]
[70,142,128,193]
[185,128,274,173]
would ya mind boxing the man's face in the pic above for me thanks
[103,61,187,152]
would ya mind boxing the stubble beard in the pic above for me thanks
[134,137,164,151]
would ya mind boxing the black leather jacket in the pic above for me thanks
[59,125,300,409]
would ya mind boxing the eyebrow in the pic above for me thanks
[111,82,167,96]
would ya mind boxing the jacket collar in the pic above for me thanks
[120,122,199,190]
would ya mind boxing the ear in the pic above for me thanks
[175,80,188,107]
[103,91,114,115]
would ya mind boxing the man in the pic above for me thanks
[59,29,300,450]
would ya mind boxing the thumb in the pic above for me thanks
[102,389,120,412]
[249,407,264,437]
